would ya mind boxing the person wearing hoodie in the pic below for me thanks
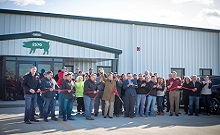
[145,76,158,117]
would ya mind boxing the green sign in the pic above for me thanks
[23,41,50,55]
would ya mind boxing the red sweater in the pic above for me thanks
[168,78,182,90]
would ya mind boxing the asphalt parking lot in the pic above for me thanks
[0,102,220,135]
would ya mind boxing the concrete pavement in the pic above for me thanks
[0,101,220,135]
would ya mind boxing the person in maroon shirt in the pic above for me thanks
[167,71,182,116]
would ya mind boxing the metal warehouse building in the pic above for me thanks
[0,9,219,99]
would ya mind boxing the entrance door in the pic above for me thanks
[16,62,35,99]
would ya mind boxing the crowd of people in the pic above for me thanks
[22,66,212,124]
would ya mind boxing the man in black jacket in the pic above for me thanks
[22,66,40,124]
[84,73,98,120]
[188,75,202,116]
[62,73,75,121]
[41,71,58,122]
[135,74,148,117]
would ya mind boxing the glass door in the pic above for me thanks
[16,62,35,100]
[36,62,52,78]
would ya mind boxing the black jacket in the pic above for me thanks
[182,82,191,96]
[22,72,40,94]
[96,81,105,91]
[146,81,158,96]
[62,79,75,99]
[41,77,56,98]
[189,81,202,96]
[116,80,123,96]
[136,79,148,94]
[84,79,97,98]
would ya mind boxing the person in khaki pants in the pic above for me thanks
[167,71,182,116]
[101,70,116,118]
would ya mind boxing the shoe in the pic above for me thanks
[51,118,58,121]
[86,117,94,120]
[195,114,199,116]
[169,113,173,116]
[157,112,161,115]
[109,116,113,119]
[67,118,75,120]
[44,119,48,122]
[207,113,210,116]
[63,118,67,121]
[160,113,164,116]
[185,112,188,115]
[130,115,134,118]
[178,112,181,114]
[203,113,207,115]
[188,114,193,116]
[30,119,39,122]
[116,114,119,117]
[166,110,169,112]
[175,114,179,116]
[104,116,107,118]
[124,115,129,118]
[94,114,98,117]
[24,121,32,124]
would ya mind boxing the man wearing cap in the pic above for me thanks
[62,72,75,121]
[167,71,182,116]
[41,71,58,122]
[84,73,98,120]
[74,68,80,79]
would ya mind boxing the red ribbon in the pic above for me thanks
[169,86,195,91]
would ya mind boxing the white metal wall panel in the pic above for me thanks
[0,13,219,77]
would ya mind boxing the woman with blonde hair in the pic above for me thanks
[156,77,166,116]
[182,76,191,114]
[75,76,85,114]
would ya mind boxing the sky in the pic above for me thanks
[0,0,220,30]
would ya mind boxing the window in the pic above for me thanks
[65,65,74,72]
[171,68,185,79]
[200,69,212,76]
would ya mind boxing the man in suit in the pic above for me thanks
[123,73,138,118]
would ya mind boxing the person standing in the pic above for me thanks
[41,71,58,122]
[157,77,166,116]
[75,76,85,114]
[182,76,191,114]
[188,75,202,116]
[84,74,98,120]
[145,76,158,117]
[167,71,182,116]
[165,73,172,112]
[62,73,75,121]
[123,73,138,118]
[101,72,116,118]
[22,66,40,124]
[114,75,123,117]
[135,74,147,117]
[94,76,105,116]
[201,76,212,116]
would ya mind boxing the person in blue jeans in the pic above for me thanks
[188,75,202,116]
[22,66,40,124]
[41,71,58,122]
[135,74,148,117]
[84,74,98,120]
[145,76,158,117]
[62,73,76,121]
[156,77,166,116]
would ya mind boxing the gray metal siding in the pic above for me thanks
[0,13,219,76]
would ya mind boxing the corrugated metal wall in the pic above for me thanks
[0,13,219,77]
